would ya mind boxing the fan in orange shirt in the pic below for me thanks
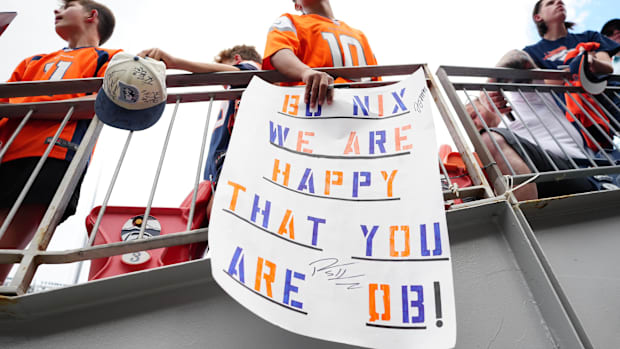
[264,0,379,108]
[0,0,121,283]
[1,46,121,163]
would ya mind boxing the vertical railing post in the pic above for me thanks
[7,115,104,295]
[434,66,502,197]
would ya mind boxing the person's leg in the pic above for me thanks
[0,157,82,283]
[482,129,599,200]
[0,205,47,283]
[534,154,598,197]
[480,131,538,200]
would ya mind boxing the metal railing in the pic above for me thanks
[436,65,620,201]
[0,64,491,296]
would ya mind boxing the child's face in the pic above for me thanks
[54,1,89,39]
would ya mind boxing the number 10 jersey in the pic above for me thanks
[263,13,378,83]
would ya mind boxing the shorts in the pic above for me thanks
[489,128,597,198]
[0,157,84,223]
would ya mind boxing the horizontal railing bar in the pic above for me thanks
[166,70,294,88]
[447,195,509,211]
[0,251,23,265]
[0,90,243,119]
[168,80,399,104]
[0,99,95,119]
[440,65,620,85]
[453,82,587,93]
[303,64,424,80]
[0,79,403,119]
[37,228,208,264]
[439,65,574,80]
[0,286,19,296]
[0,78,103,99]
[167,64,422,88]
[510,166,620,185]
[442,186,487,200]
[0,64,423,99]
[167,88,258,104]
[0,186,487,264]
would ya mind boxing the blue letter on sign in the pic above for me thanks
[227,246,245,283]
[283,269,305,309]
[392,88,408,114]
[402,285,424,323]
[353,95,370,116]
[269,121,290,146]
[251,194,271,228]
[361,225,379,256]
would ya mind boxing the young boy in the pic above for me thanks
[137,45,262,219]
[0,0,121,282]
[263,0,379,109]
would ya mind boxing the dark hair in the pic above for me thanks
[215,45,262,64]
[533,0,574,37]
[63,0,115,45]
[601,19,620,37]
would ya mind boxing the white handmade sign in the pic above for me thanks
[209,69,456,349]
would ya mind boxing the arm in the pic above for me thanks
[465,92,511,131]
[270,49,333,108]
[137,48,240,73]
[588,51,614,75]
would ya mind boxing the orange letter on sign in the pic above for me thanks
[389,225,411,257]
[278,209,295,240]
[296,131,315,154]
[395,124,413,151]
[381,170,398,198]
[227,181,246,211]
[272,158,291,186]
[282,94,300,116]
[369,283,391,322]
[324,171,343,195]
[254,257,276,298]
[343,131,361,155]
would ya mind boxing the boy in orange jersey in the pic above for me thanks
[263,0,379,109]
[0,0,121,282]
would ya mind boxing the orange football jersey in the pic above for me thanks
[263,13,378,82]
[0,46,122,162]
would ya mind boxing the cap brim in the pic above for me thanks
[569,53,608,95]
[95,88,165,131]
